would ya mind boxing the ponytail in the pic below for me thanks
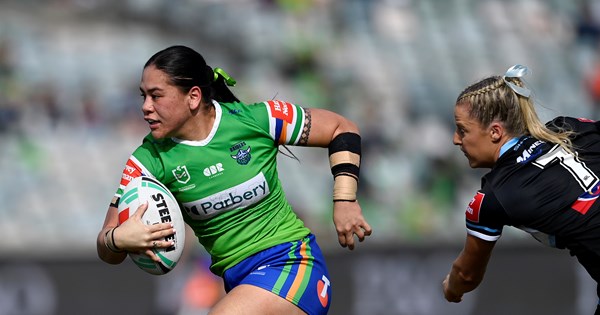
[207,67,239,103]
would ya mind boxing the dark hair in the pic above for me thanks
[144,45,239,103]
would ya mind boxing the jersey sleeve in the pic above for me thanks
[114,135,163,199]
[464,190,507,242]
[255,100,306,146]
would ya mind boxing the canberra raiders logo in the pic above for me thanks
[172,165,191,184]
[231,146,252,165]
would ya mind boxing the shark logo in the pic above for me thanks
[172,165,191,184]
[231,146,252,165]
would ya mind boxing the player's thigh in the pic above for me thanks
[208,284,306,315]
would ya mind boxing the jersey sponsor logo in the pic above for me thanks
[317,275,331,308]
[466,192,484,222]
[516,140,545,163]
[120,158,143,187]
[172,165,191,184]
[267,100,294,123]
[182,172,270,220]
[203,163,224,177]
[571,183,600,215]
[231,146,252,165]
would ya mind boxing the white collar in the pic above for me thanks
[171,100,221,146]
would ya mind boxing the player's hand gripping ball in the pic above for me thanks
[118,176,185,275]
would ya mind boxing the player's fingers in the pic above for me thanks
[148,222,174,233]
[144,248,160,262]
[150,227,176,240]
[353,227,366,242]
[351,220,372,243]
[345,231,355,250]
[133,201,149,218]
[362,221,373,236]
[337,232,347,248]
[153,239,175,249]
[148,240,164,249]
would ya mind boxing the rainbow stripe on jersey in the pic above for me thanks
[265,100,305,145]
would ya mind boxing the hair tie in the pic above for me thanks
[213,67,237,87]
[503,64,531,98]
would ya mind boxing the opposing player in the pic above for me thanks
[443,64,600,314]
[96,45,372,315]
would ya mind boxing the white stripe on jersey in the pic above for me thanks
[466,228,500,242]
[265,101,276,142]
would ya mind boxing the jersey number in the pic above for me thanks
[533,144,599,192]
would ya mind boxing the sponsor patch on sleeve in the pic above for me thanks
[267,100,294,123]
[120,158,143,188]
[466,192,485,223]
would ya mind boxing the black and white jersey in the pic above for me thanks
[465,117,600,254]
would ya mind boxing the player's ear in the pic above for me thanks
[489,122,504,143]
[188,86,202,110]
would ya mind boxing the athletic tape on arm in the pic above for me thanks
[328,132,361,201]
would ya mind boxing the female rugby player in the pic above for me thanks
[97,45,372,315]
[443,65,600,314]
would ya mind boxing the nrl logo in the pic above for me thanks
[172,165,191,184]
[231,146,252,165]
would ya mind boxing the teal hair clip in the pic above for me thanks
[213,68,237,87]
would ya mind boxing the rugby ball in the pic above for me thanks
[117,176,185,275]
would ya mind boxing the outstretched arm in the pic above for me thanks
[302,108,372,250]
[443,234,496,302]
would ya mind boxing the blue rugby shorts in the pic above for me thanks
[222,233,331,315]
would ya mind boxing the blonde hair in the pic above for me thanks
[456,75,573,152]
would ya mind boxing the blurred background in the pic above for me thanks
[1,0,600,314]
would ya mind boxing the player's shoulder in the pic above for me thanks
[217,100,267,119]
[546,116,600,133]
[219,100,263,110]
[137,133,175,152]
[218,99,302,115]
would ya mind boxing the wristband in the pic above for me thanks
[111,227,123,252]
[105,228,124,253]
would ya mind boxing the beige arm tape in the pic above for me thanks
[333,175,358,201]
[329,151,360,202]
[329,151,361,168]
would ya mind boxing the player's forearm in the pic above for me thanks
[447,263,484,296]
[97,227,127,264]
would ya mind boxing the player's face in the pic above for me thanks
[140,66,192,139]
[453,103,498,168]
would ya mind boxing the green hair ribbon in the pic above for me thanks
[213,68,236,87]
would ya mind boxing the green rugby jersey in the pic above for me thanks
[116,100,311,276]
